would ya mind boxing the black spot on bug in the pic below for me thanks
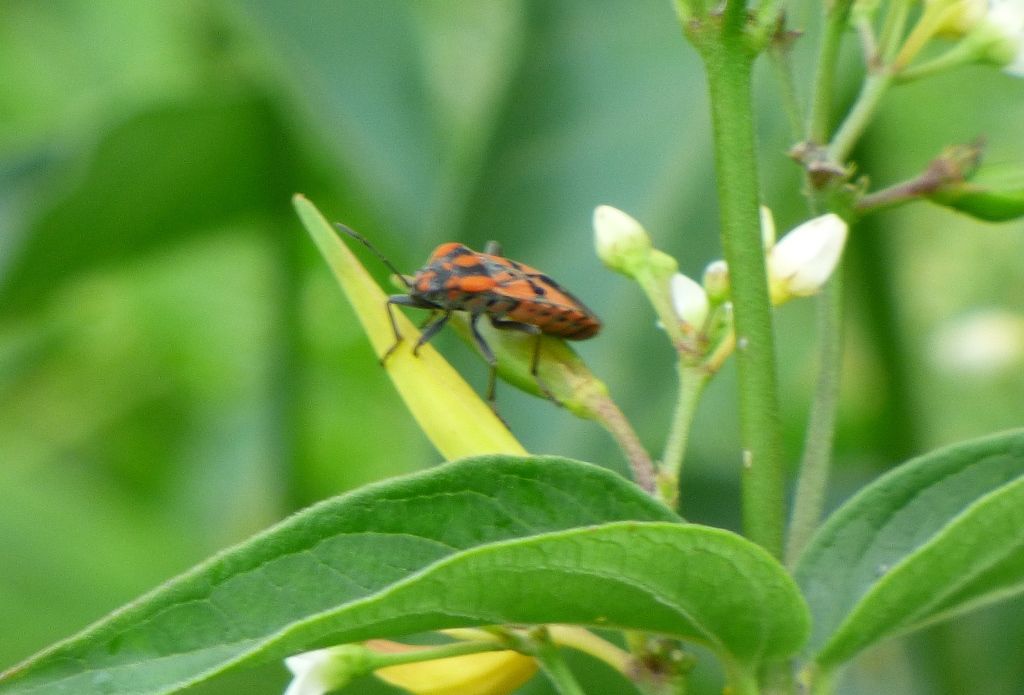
[530,283,547,296]
[453,264,488,277]
[535,273,564,290]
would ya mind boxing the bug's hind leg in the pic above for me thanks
[489,318,560,406]
[468,313,509,424]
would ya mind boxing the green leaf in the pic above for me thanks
[0,456,807,694]
[796,429,1024,668]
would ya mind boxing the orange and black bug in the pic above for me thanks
[335,223,601,405]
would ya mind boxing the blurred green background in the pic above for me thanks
[2,2,1024,693]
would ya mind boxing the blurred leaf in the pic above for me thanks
[241,0,525,238]
[0,455,681,694]
[796,429,1024,667]
[295,195,525,459]
[0,95,293,316]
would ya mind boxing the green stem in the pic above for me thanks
[723,0,748,33]
[697,31,786,558]
[786,2,856,572]
[545,625,632,674]
[658,365,710,509]
[891,1,955,71]
[855,16,878,68]
[768,41,805,143]
[365,639,507,670]
[724,658,760,695]
[532,631,587,695]
[803,664,837,695]
[824,0,914,166]
[592,396,658,495]
[826,71,892,165]
[878,0,914,63]
[784,274,844,568]
[673,0,706,24]
[808,1,854,144]
[895,39,983,83]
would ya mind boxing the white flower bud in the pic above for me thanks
[593,205,652,275]
[702,260,730,303]
[671,272,710,330]
[926,0,988,36]
[284,646,358,695]
[982,0,1024,75]
[767,213,848,304]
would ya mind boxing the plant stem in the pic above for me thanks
[546,625,632,674]
[365,638,508,670]
[827,0,917,165]
[894,39,981,83]
[725,658,760,695]
[878,0,914,63]
[804,664,837,695]
[808,1,854,144]
[785,274,844,568]
[826,71,891,165]
[532,630,588,695]
[768,41,805,142]
[695,28,786,559]
[659,365,709,508]
[591,394,657,495]
[723,0,748,32]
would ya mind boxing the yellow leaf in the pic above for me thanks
[294,194,526,460]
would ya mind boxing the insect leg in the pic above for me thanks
[468,313,500,406]
[489,318,559,405]
[383,294,437,364]
[413,311,451,356]
[483,240,503,256]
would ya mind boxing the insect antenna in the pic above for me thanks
[334,222,414,289]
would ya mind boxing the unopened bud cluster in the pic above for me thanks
[593,205,848,367]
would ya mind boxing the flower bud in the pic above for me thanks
[979,0,1024,75]
[702,259,730,303]
[671,273,710,331]
[929,162,1024,221]
[285,646,363,695]
[927,0,987,36]
[375,648,537,695]
[767,213,848,304]
[593,205,653,276]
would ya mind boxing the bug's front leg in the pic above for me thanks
[383,294,436,364]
